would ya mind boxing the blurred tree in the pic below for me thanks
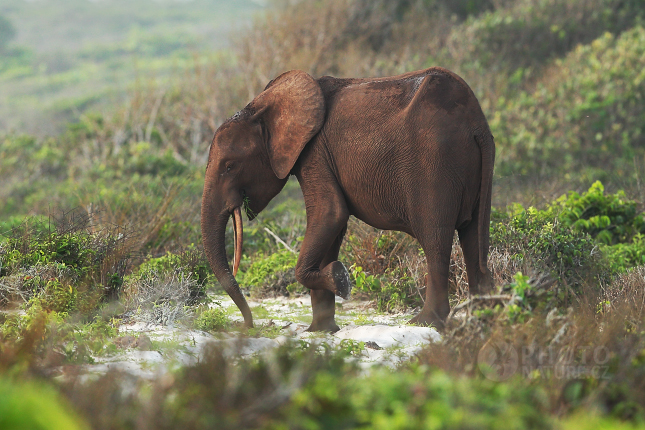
[0,14,16,52]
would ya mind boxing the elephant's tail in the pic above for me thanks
[475,129,495,274]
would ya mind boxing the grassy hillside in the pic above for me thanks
[0,0,263,135]
[4,0,645,428]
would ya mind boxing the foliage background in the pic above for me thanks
[3,0,645,429]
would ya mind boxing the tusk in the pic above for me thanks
[232,207,243,277]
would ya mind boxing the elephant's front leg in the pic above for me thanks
[295,200,351,332]
[306,227,348,332]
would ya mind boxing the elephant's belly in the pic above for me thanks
[344,196,415,236]
[337,160,415,235]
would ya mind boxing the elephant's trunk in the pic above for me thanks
[201,194,253,328]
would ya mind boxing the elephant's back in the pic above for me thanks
[317,67,481,112]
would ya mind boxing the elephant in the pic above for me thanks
[201,67,495,332]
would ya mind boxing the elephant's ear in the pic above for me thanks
[249,70,325,179]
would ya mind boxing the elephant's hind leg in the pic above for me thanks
[457,209,494,296]
[409,225,455,330]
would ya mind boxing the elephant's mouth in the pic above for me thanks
[231,206,243,277]
[242,191,257,221]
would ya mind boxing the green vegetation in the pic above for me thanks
[4,0,645,428]
[344,225,424,312]
[0,377,88,430]
[491,27,645,179]
[351,264,421,313]
[0,0,263,134]
[125,248,211,303]
[0,14,15,52]
[0,215,134,313]
[194,305,229,332]
[241,249,301,297]
[492,181,645,285]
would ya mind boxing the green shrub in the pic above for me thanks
[0,214,137,314]
[501,272,558,323]
[553,181,645,245]
[492,182,645,287]
[1,226,95,277]
[0,302,65,341]
[491,203,601,290]
[0,377,89,430]
[122,142,187,177]
[491,27,645,178]
[240,249,300,297]
[343,223,424,312]
[351,265,422,312]
[0,302,119,362]
[0,14,15,53]
[36,278,78,314]
[603,235,645,271]
[561,413,645,430]
[551,182,645,270]
[194,306,229,332]
[45,342,552,430]
[126,247,209,303]
[456,0,644,73]
[277,365,552,429]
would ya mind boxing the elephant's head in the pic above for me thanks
[201,70,325,327]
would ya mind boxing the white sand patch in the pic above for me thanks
[334,324,441,349]
[56,294,440,380]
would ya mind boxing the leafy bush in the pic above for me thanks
[277,365,551,430]
[240,249,300,297]
[602,235,645,271]
[0,132,204,256]
[491,180,645,288]
[0,214,134,312]
[127,248,209,303]
[2,229,95,276]
[351,265,422,312]
[0,303,119,363]
[453,0,645,73]
[0,14,15,52]
[1,339,550,430]
[553,181,645,245]
[491,27,645,178]
[551,182,645,270]
[493,203,600,290]
[492,182,645,283]
[343,222,425,311]
[194,305,229,332]
[0,301,65,341]
[0,377,89,430]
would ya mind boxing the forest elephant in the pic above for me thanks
[201,67,495,332]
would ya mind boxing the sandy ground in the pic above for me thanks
[61,294,440,380]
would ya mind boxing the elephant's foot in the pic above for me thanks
[325,261,352,300]
[480,271,496,294]
[409,308,446,331]
[306,319,340,333]
[470,271,496,296]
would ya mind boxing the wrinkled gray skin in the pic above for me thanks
[201,67,495,332]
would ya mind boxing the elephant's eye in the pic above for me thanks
[225,163,234,173]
